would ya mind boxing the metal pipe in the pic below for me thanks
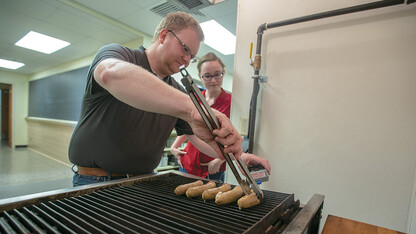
[246,0,414,153]
[266,0,410,30]
[246,26,264,153]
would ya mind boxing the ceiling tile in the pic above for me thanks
[0,41,11,51]
[120,9,163,36]
[213,13,237,34]
[90,25,140,44]
[1,0,56,21]
[0,21,30,45]
[128,0,166,9]
[70,36,110,53]
[200,0,237,19]
[0,8,44,38]
[74,0,143,20]
[46,9,109,36]
[35,21,85,44]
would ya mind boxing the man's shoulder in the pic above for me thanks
[95,44,147,64]
[98,43,136,54]
[99,43,124,51]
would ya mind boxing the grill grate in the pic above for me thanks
[0,173,294,233]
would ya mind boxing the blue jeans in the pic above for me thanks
[72,173,130,187]
[179,166,225,183]
[72,165,153,187]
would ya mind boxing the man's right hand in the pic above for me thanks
[187,108,243,161]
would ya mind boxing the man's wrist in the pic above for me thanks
[177,95,195,122]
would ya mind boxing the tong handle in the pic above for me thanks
[180,68,263,198]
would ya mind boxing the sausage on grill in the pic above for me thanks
[202,183,231,201]
[237,192,261,209]
[174,180,203,195]
[186,181,216,198]
[215,186,243,205]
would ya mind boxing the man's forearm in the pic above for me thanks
[94,58,194,121]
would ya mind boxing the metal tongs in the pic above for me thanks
[180,67,264,200]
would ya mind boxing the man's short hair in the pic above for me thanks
[153,12,204,42]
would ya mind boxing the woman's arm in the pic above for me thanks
[170,135,187,167]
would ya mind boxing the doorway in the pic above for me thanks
[0,83,11,147]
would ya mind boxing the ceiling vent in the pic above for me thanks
[150,0,213,17]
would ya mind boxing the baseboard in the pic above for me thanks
[15,145,28,148]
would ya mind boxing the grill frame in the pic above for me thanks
[0,171,324,233]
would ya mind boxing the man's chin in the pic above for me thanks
[172,65,185,74]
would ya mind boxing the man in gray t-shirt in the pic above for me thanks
[68,12,243,186]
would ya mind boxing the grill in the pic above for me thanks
[0,171,324,233]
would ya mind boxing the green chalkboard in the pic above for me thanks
[29,66,88,121]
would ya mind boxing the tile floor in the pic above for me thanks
[0,141,73,200]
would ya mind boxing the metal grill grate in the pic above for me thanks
[0,174,294,233]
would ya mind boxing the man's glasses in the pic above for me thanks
[168,30,196,63]
[201,72,224,81]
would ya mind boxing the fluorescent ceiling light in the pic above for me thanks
[15,31,70,54]
[0,59,25,70]
[200,20,236,55]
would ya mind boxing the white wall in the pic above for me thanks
[231,0,416,232]
[0,70,28,147]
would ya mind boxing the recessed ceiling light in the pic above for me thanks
[200,20,236,55]
[0,58,25,70]
[15,31,70,54]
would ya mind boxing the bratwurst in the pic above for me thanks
[174,180,203,195]
[202,183,231,201]
[215,186,243,205]
[186,181,216,198]
[237,192,261,209]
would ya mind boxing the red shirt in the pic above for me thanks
[180,89,231,178]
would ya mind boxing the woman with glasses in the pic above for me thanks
[171,53,271,183]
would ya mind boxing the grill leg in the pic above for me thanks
[308,202,324,234]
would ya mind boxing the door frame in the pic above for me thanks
[8,85,11,147]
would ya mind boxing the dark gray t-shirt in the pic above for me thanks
[68,44,193,174]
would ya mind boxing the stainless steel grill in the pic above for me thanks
[0,171,324,233]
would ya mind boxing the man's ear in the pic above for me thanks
[159,29,169,44]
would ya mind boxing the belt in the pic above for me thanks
[77,166,138,178]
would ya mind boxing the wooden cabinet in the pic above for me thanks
[322,215,405,234]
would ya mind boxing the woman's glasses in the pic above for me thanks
[201,72,224,81]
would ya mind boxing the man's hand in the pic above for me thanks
[200,158,225,174]
[187,109,243,160]
[212,113,243,159]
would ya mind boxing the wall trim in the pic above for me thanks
[26,117,77,127]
